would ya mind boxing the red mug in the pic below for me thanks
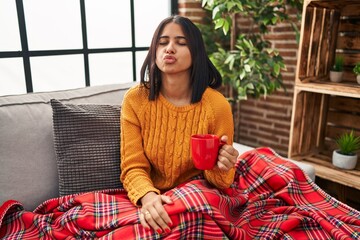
[191,134,225,170]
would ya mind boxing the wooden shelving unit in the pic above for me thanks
[292,153,360,190]
[296,81,360,97]
[288,0,360,206]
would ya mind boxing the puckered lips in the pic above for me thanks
[163,55,176,64]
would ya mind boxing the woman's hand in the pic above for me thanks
[140,192,173,234]
[216,135,239,171]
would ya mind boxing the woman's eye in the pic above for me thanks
[158,40,187,46]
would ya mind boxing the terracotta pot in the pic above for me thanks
[329,71,343,83]
[332,150,358,170]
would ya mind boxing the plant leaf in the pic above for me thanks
[214,18,224,29]
[223,19,230,35]
[274,63,281,76]
[212,6,221,19]
[239,69,246,80]
[201,0,208,8]
[272,16,278,24]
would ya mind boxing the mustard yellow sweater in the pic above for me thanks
[120,85,235,205]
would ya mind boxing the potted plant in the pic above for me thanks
[330,55,344,83]
[353,62,360,84]
[332,130,360,170]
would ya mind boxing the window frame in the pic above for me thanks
[0,0,178,93]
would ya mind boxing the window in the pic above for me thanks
[0,0,176,96]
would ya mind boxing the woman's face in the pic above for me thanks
[155,22,192,75]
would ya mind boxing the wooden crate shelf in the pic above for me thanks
[296,81,360,97]
[292,154,360,191]
[289,90,360,173]
[296,0,360,86]
[289,0,360,206]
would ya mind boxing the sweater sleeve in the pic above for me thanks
[120,87,160,206]
[203,90,236,188]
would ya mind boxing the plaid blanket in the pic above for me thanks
[1,147,360,239]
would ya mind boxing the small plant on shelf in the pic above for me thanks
[332,130,360,170]
[336,130,360,155]
[353,62,360,84]
[332,55,344,72]
[354,62,360,75]
[330,55,344,83]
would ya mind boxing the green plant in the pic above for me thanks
[210,34,285,100]
[335,130,360,156]
[201,0,303,101]
[353,62,360,75]
[332,55,344,72]
[196,16,230,55]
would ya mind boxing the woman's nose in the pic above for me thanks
[165,42,175,53]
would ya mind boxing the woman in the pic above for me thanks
[1,15,358,240]
[120,15,239,234]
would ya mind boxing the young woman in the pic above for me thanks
[1,15,358,240]
[120,15,239,234]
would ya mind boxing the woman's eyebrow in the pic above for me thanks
[175,36,187,40]
[159,36,186,40]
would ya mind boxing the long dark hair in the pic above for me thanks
[140,15,222,103]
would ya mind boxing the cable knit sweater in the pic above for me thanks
[120,85,235,205]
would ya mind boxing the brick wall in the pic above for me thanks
[178,0,301,157]
[177,0,206,23]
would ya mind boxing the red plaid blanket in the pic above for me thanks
[1,147,360,239]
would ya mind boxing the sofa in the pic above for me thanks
[0,82,315,211]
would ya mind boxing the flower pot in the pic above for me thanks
[357,75,360,84]
[332,150,358,170]
[329,71,343,83]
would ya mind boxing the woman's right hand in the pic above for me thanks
[140,192,173,234]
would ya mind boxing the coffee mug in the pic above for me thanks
[191,134,225,170]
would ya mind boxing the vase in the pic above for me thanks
[357,75,360,84]
[332,150,358,170]
[329,71,343,83]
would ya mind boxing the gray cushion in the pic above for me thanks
[51,99,122,196]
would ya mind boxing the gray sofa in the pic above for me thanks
[0,82,315,211]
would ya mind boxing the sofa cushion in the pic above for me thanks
[51,99,122,196]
